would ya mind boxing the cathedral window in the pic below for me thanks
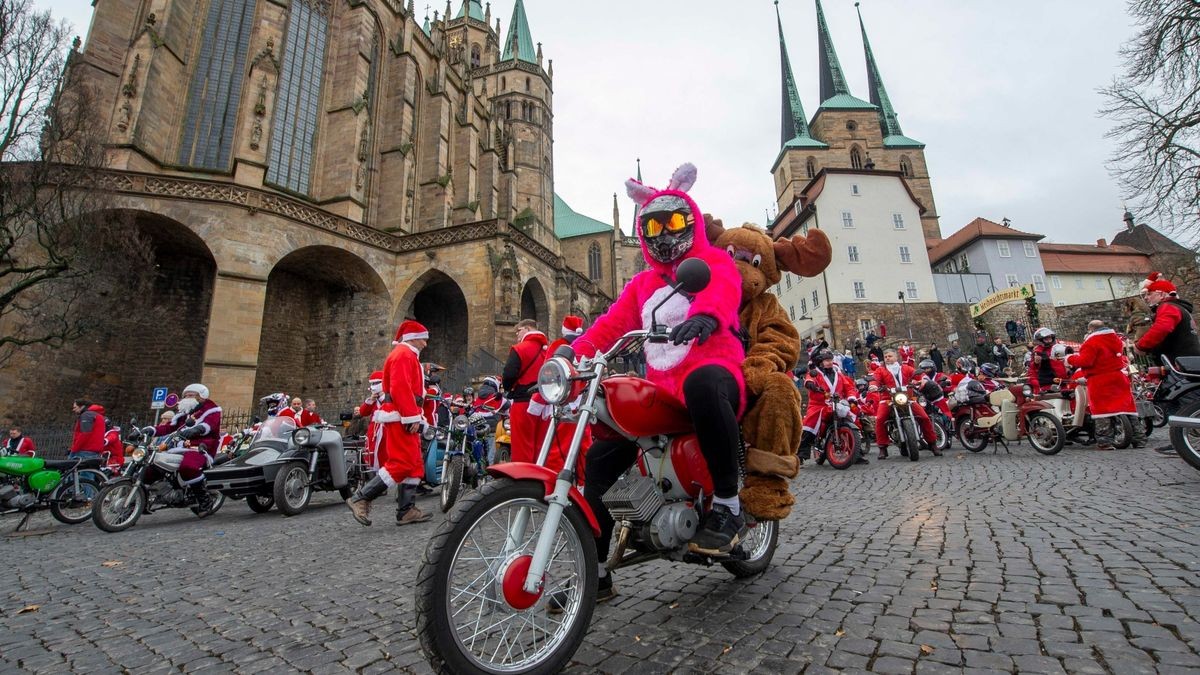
[846,120,858,132]
[587,242,602,281]
[178,0,258,169]
[501,76,506,90]
[266,0,330,195]
[525,76,531,92]
[471,44,481,68]
[805,157,816,179]
[850,145,863,170]
[900,156,913,178]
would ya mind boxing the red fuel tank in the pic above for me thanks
[669,433,713,498]
[602,377,694,438]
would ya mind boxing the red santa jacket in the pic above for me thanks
[502,331,549,402]
[1027,344,1068,389]
[358,398,380,458]
[1066,328,1136,417]
[278,408,323,426]
[876,363,917,390]
[4,435,35,456]
[376,342,425,426]
[804,367,858,410]
[103,428,124,469]
[71,405,107,453]
[154,399,223,456]
[897,345,915,365]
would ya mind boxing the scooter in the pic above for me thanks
[415,258,778,674]
[954,382,1066,455]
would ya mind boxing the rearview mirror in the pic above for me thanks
[675,258,711,294]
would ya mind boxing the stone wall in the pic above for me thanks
[828,302,973,351]
[1054,298,1143,340]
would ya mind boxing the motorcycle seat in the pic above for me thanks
[43,457,103,471]
[1176,356,1200,374]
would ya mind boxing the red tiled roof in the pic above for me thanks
[1038,243,1154,274]
[927,217,1044,264]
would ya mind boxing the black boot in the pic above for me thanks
[189,483,214,517]
[346,475,389,526]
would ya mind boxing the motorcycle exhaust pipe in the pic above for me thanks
[1168,415,1200,429]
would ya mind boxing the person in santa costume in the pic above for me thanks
[501,319,550,463]
[1136,272,1199,365]
[278,397,322,426]
[346,320,433,527]
[103,420,125,472]
[5,426,35,456]
[528,315,592,477]
[897,340,915,367]
[799,349,866,464]
[356,371,385,469]
[1066,320,1146,450]
[1027,327,1069,393]
[153,383,222,512]
[873,349,938,459]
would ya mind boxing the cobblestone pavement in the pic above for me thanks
[3,431,1199,674]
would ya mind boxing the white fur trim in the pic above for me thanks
[373,409,403,423]
[527,400,549,418]
[402,330,429,341]
[377,467,397,488]
[399,413,424,425]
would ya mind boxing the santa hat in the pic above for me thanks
[1141,272,1177,295]
[561,315,584,338]
[393,319,429,345]
[368,370,383,382]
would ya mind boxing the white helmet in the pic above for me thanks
[1033,327,1056,342]
[183,383,210,400]
[1050,344,1067,360]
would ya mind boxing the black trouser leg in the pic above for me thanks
[682,365,743,499]
[582,439,638,561]
[396,483,416,515]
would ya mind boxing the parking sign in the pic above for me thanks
[151,387,169,410]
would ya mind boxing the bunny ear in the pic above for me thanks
[703,214,726,243]
[773,229,832,277]
[665,162,697,192]
[625,178,656,206]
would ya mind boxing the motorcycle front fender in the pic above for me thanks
[324,444,348,490]
[100,475,135,488]
[487,463,601,536]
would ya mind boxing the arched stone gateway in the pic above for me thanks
[0,210,216,423]
[253,246,391,413]
[520,278,550,330]
[395,270,468,375]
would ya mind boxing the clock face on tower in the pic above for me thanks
[449,34,464,48]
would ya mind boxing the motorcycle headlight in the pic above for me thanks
[453,415,469,432]
[893,392,908,406]
[1022,385,1033,398]
[292,428,314,446]
[537,356,574,405]
[131,447,146,461]
[421,426,437,441]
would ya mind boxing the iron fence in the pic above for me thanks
[10,408,260,460]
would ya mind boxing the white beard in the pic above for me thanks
[176,398,199,415]
[641,285,693,371]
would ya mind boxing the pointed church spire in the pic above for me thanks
[501,0,537,64]
[776,0,815,147]
[456,0,484,21]
[856,2,921,146]
[636,157,642,182]
[814,0,849,102]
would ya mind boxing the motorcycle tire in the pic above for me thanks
[93,482,145,533]
[440,455,464,514]
[933,421,951,453]
[723,518,779,577]
[50,476,102,525]
[246,494,274,513]
[1151,402,1167,428]
[1113,416,1134,450]
[415,478,598,675]
[901,419,920,462]
[273,462,312,516]
[1028,412,1066,455]
[957,418,988,452]
[1169,399,1200,472]
[191,490,225,518]
[825,426,858,470]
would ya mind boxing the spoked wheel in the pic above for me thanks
[92,482,145,533]
[722,519,778,577]
[957,418,988,452]
[825,426,858,470]
[901,419,920,462]
[1027,412,1065,455]
[1151,402,1167,428]
[416,478,597,675]
[273,463,312,516]
[934,420,953,453]
[440,455,465,513]
[246,494,275,513]
[1169,399,1200,472]
[50,477,101,524]
[1113,416,1134,449]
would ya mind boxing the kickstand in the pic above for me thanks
[993,437,1011,454]
[7,511,52,537]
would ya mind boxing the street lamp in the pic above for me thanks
[898,290,913,339]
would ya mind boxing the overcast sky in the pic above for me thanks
[40,0,1148,245]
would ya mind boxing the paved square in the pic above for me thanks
[3,433,1199,674]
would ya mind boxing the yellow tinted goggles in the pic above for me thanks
[643,212,688,238]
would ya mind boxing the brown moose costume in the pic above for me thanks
[706,217,832,520]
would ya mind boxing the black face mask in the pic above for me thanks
[640,195,696,264]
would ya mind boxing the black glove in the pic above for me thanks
[178,424,204,440]
[669,315,718,346]
[804,380,821,393]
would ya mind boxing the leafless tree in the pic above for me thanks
[0,0,154,368]
[1100,0,1200,242]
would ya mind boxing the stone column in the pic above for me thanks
[200,272,269,410]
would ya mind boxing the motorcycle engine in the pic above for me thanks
[0,483,36,510]
[647,502,699,550]
[602,474,664,524]
[155,482,186,506]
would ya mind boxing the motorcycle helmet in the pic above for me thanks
[956,356,976,373]
[1034,327,1056,344]
[918,359,936,375]
[1051,343,1068,360]
[814,348,835,366]
[979,363,999,377]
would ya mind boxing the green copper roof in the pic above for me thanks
[817,92,875,110]
[501,0,537,64]
[776,1,819,149]
[883,134,925,148]
[858,4,920,146]
[814,0,851,104]
[456,0,484,21]
[422,13,431,35]
[783,135,829,149]
[554,194,612,239]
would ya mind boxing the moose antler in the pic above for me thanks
[703,214,726,244]
[773,229,832,278]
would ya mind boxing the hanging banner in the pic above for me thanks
[970,284,1036,318]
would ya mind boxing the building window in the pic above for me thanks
[471,44,481,68]
[789,305,796,320]
[959,254,969,272]
[899,245,912,263]
[851,183,861,196]
[799,298,808,315]
[850,145,863,169]
[893,213,905,229]
[899,156,913,178]
[998,240,1011,257]
[842,211,854,228]
[266,0,330,194]
[587,242,602,281]
[812,290,819,308]
[525,76,531,92]
[853,281,866,299]
[847,245,860,263]
[1023,240,1036,257]
[785,273,792,289]
[1051,275,1062,289]
[846,120,858,132]
[905,281,918,299]
[178,0,258,169]
[1033,274,1045,292]
[1095,277,1105,290]
[1075,277,1084,290]
[501,76,506,90]
[1006,273,1019,287]
[805,157,816,179]
[860,319,872,334]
